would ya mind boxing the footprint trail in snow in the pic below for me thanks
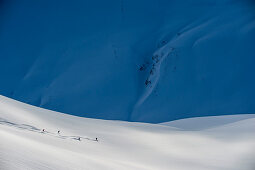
[0,117,98,142]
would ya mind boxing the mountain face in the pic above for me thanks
[0,0,255,123]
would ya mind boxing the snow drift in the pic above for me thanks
[0,95,255,170]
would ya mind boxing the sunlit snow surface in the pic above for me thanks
[0,95,254,170]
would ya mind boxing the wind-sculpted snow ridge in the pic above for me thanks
[135,46,176,107]
[0,0,255,122]
[0,95,255,170]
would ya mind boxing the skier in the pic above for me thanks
[42,129,45,132]
[95,138,98,142]
[78,137,81,141]
[57,130,60,134]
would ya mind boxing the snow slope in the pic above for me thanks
[161,114,255,130]
[0,0,255,122]
[1,95,255,170]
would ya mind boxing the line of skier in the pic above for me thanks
[42,129,98,142]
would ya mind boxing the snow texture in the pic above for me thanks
[1,95,255,170]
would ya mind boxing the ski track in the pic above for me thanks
[0,95,255,170]
[0,117,98,142]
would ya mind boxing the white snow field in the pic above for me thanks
[0,95,255,170]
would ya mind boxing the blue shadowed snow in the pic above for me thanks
[0,0,255,123]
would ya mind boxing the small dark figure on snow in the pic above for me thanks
[42,129,45,132]
[58,130,60,134]
[145,79,151,86]
[78,137,81,141]
[139,64,145,71]
[150,69,154,75]
[95,138,98,142]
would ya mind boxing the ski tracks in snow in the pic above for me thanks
[0,117,98,142]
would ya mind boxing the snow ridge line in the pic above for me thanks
[136,46,176,107]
